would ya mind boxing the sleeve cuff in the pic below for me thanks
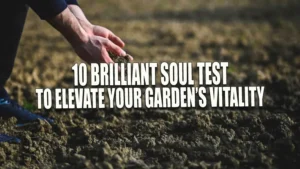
[66,0,79,5]
[26,0,68,20]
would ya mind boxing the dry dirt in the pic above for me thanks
[1,0,300,168]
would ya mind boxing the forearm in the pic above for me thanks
[47,8,88,46]
[68,5,93,30]
[67,4,126,49]
[26,0,127,64]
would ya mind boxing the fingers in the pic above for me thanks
[104,39,134,61]
[108,33,125,48]
[104,40,127,57]
[93,26,125,48]
[101,48,115,64]
[126,54,134,61]
[101,48,121,72]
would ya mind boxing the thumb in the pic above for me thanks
[105,40,127,57]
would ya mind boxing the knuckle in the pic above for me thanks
[95,39,104,46]
[94,39,101,46]
[100,39,107,45]
[102,39,110,46]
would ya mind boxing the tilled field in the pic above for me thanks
[1,0,300,168]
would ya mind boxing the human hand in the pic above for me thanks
[48,7,132,64]
[66,5,133,63]
[92,25,125,49]
[71,34,127,64]
[72,22,133,63]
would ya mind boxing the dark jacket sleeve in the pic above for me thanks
[26,0,79,20]
[66,0,79,5]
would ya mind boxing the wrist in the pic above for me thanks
[67,25,90,46]
[77,19,94,35]
[67,4,94,35]
[60,17,90,46]
[48,8,89,46]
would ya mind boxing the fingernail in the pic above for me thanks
[122,50,127,56]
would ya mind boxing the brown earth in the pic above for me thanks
[1,0,300,168]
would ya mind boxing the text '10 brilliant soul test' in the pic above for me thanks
[36,62,264,109]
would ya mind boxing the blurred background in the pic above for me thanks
[2,0,300,168]
[9,0,300,97]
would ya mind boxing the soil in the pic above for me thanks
[1,0,300,168]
